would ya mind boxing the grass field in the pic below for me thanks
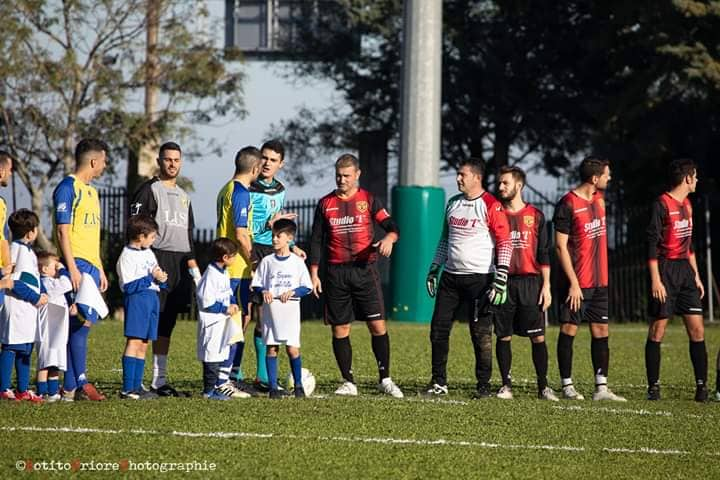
[2,319,720,478]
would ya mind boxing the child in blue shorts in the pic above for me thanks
[116,215,167,400]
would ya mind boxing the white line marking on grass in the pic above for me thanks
[603,447,689,455]
[552,405,714,420]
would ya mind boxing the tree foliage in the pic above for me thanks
[0,0,245,248]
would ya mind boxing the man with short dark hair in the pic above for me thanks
[214,146,262,398]
[494,166,558,401]
[130,141,198,396]
[424,157,511,398]
[309,153,403,397]
[53,138,109,401]
[553,156,625,401]
[646,158,708,401]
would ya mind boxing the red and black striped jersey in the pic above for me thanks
[552,191,608,288]
[506,204,549,276]
[647,192,694,262]
[309,188,398,265]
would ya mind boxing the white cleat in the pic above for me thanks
[215,381,251,399]
[714,390,720,402]
[334,381,358,396]
[496,385,513,400]
[592,387,627,402]
[378,378,404,398]
[562,385,585,400]
[539,387,560,402]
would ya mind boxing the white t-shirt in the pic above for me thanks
[116,246,160,292]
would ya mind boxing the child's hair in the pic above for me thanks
[126,214,159,241]
[36,251,59,270]
[272,218,297,237]
[8,209,39,239]
[211,237,238,261]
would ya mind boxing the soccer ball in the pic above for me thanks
[286,368,316,397]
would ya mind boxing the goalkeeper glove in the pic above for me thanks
[426,263,441,298]
[189,267,201,286]
[487,265,509,306]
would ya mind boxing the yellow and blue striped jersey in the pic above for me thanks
[216,179,253,279]
[53,175,102,268]
[0,197,8,269]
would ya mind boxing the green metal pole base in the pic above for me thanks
[390,185,445,322]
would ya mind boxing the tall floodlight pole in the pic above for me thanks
[390,0,445,322]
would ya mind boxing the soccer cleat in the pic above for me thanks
[496,385,513,400]
[137,390,159,400]
[253,379,271,393]
[61,389,75,402]
[151,383,190,397]
[647,385,661,401]
[45,393,62,403]
[82,383,106,401]
[334,381,358,396]
[294,386,306,399]
[378,378,404,398]
[269,389,283,399]
[204,389,231,401]
[695,385,709,403]
[0,388,17,401]
[562,384,585,400]
[215,381,251,399]
[538,387,560,402]
[423,383,449,397]
[16,390,44,403]
[473,383,492,399]
[592,387,627,402]
[119,391,140,400]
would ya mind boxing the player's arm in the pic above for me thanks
[129,180,158,218]
[186,201,200,283]
[371,197,399,257]
[646,199,667,303]
[688,254,705,300]
[487,202,511,305]
[309,202,325,297]
[231,188,253,264]
[536,212,552,311]
[54,181,82,291]
[426,209,450,297]
[553,202,582,312]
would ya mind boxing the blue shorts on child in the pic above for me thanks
[124,290,159,340]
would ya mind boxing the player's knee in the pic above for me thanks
[531,335,545,344]
[286,346,300,358]
[499,336,511,342]
[367,321,386,336]
[648,321,666,342]
[332,324,351,338]
[560,323,577,336]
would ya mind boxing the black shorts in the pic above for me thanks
[324,263,385,325]
[493,276,544,337]
[560,286,609,325]
[434,272,493,323]
[251,243,275,269]
[648,259,703,319]
[153,249,193,337]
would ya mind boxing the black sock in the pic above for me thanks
[645,339,661,387]
[332,336,354,383]
[716,350,720,393]
[202,362,221,394]
[591,337,609,382]
[371,333,391,381]
[469,319,493,385]
[689,340,708,386]
[532,341,548,391]
[496,339,512,386]
[557,332,575,380]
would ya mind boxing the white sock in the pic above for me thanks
[561,378,573,387]
[595,375,608,390]
[152,354,168,389]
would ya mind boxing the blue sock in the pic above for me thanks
[122,355,135,393]
[254,332,268,384]
[64,341,77,391]
[231,341,245,381]
[133,357,145,392]
[290,356,303,388]
[0,348,14,391]
[15,352,31,393]
[48,378,59,396]
[266,356,278,390]
[37,381,48,396]
[70,325,90,387]
[217,343,237,386]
